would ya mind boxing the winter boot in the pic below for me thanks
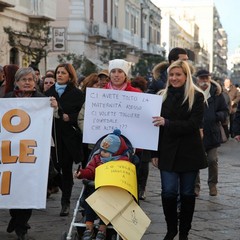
[162,197,178,240]
[179,195,195,238]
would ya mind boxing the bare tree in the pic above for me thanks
[58,53,98,76]
[4,22,51,65]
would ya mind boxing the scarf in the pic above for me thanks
[204,83,211,99]
[13,87,36,97]
[200,82,211,100]
[100,154,122,163]
[55,82,67,97]
[106,82,128,90]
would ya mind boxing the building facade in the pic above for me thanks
[48,0,164,71]
[155,0,228,78]
[0,0,56,71]
[0,0,228,79]
[0,0,165,74]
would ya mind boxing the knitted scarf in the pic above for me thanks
[100,154,122,163]
[55,82,67,97]
[106,82,127,90]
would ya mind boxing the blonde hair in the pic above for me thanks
[160,60,204,111]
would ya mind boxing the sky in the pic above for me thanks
[151,0,240,56]
[214,0,240,55]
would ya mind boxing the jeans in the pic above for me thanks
[160,170,198,198]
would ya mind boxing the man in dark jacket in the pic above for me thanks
[195,69,229,196]
[147,47,189,94]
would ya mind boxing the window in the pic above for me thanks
[114,2,118,28]
[90,0,94,21]
[157,31,160,45]
[149,26,152,43]
[142,18,146,38]
[10,48,19,65]
[19,0,29,8]
[125,5,130,30]
[130,9,139,35]
[103,0,107,23]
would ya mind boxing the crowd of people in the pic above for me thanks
[0,47,238,240]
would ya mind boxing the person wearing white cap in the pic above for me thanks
[105,59,141,92]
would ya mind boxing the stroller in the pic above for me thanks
[61,131,139,240]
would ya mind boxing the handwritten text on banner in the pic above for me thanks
[83,88,162,150]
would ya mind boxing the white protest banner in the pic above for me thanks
[0,98,53,209]
[83,88,162,150]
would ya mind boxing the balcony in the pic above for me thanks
[0,0,15,12]
[28,0,56,21]
[111,28,124,43]
[89,22,108,39]
[111,28,141,50]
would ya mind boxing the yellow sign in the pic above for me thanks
[95,160,138,201]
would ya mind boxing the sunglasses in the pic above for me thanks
[44,81,55,84]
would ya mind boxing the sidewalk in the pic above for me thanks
[142,138,240,240]
[0,138,240,240]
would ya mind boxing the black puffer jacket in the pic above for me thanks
[203,81,229,150]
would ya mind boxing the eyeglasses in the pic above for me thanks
[19,78,35,83]
[44,81,55,84]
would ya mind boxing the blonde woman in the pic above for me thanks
[151,60,207,240]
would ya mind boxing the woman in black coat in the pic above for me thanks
[151,60,207,240]
[45,63,84,217]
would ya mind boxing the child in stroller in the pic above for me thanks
[74,129,133,240]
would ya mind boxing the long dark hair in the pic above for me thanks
[3,64,19,94]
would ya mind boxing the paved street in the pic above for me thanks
[0,138,240,240]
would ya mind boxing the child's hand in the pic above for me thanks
[74,170,81,178]
[235,135,240,142]
[73,164,81,178]
[74,165,81,178]
[151,157,158,168]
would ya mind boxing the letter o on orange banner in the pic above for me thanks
[2,109,31,133]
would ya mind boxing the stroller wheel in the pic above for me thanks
[61,231,79,240]
[73,232,80,240]
[106,230,122,240]
[110,235,116,240]
[61,231,67,240]
[110,234,122,240]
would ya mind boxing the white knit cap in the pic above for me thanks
[109,59,131,76]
